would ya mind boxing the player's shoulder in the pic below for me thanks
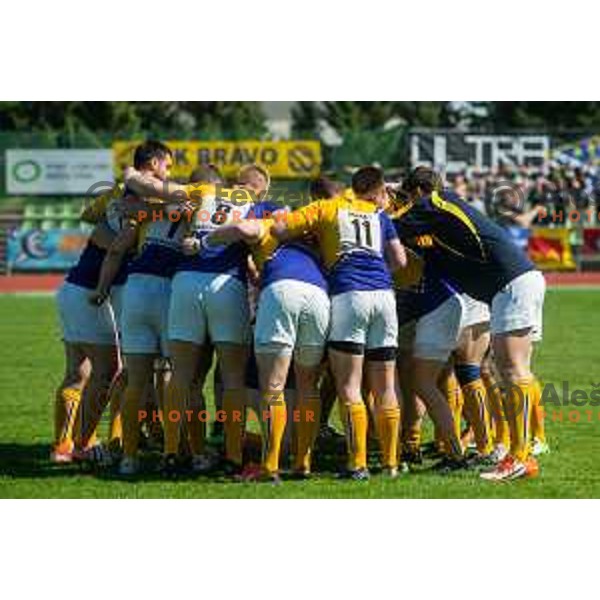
[253,200,288,219]
[341,189,379,214]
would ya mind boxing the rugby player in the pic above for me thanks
[52,185,125,463]
[272,166,406,479]
[390,250,468,470]
[87,141,189,475]
[308,177,346,444]
[124,163,268,475]
[398,166,545,481]
[203,200,330,481]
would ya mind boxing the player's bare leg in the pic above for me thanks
[481,329,538,481]
[366,357,400,477]
[397,350,425,466]
[107,369,127,453]
[527,344,548,456]
[162,340,203,475]
[436,366,463,453]
[454,323,494,461]
[186,344,214,465]
[412,358,465,468]
[317,366,340,441]
[216,342,249,471]
[329,348,369,478]
[77,343,120,462]
[51,342,90,463]
[254,351,291,481]
[119,354,155,474]
[293,360,322,477]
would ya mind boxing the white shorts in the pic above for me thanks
[330,289,398,350]
[460,294,490,328]
[414,294,464,361]
[491,270,546,341]
[121,274,171,355]
[254,279,330,367]
[168,271,250,345]
[56,281,118,346]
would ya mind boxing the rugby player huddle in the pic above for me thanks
[51,140,548,484]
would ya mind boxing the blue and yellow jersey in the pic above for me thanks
[394,258,458,326]
[393,190,535,304]
[251,202,328,292]
[387,203,456,323]
[66,185,128,290]
[282,190,398,295]
[81,184,124,224]
[176,186,256,281]
[128,203,190,279]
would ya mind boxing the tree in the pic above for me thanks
[291,101,459,137]
[0,101,268,140]
[476,102,600,129]
[291,102,322,137]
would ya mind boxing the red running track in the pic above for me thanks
[2,272,600,294]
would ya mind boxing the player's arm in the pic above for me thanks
[124,167,204,204]
[497,205,543,227]
[246,254,260,288]
[207,220,263,246]
[182,220,263,256]
[270,200,321,242]
[88,221,117,249]
[385,238,408,272]
[381,212,407,272]
[89,222,138,305]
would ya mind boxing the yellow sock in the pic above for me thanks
[163,380,186,455]
[294,397,320,473]
[375,406,400,469]
[507,378,534,462]
[223,389,245,465]
[530,377,545,443]
[438,372,464,453]
[122,384,143,458]
[484,374,510,448]
[261,391,287,474]
[54,386,81,447]
[461,379,493,455]
[343,403,368,471]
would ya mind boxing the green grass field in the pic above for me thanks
[1,289,599,498]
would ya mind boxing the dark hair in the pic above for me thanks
[189,164,223,185]
[403,166,442,195]
[351,166,385,197]
[133,140,172,170]
[309,176,342,200]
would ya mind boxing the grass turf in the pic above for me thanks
[1,289,599,498]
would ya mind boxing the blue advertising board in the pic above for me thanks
[7,228,89,271]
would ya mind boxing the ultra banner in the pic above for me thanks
[113,140,322,180]
[410,130,550,173]
[7,228,88,271]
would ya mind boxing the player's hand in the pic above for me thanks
[182,237,201,255]
[89,289,109,306]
